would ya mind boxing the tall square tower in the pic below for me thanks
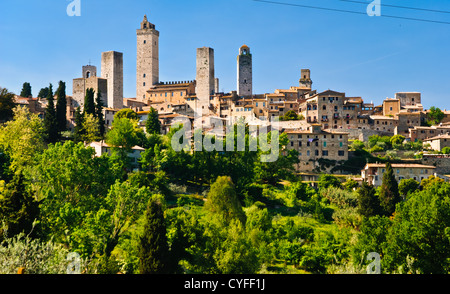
[136,15,159,102]
[237,45,252,97]
[195,47,215,113]
[101,51,123,109]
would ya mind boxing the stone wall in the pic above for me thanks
[101,51,123,109]
[136,18,159,101]
[195,47,215,112]
[237,46,252,96]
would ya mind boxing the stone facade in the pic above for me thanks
[101,51,124,109]
[362,163,436,186]
[286,124,349,173]
[396,92,421,107]
[237,45,252,97]
[195,47,215,114]
[299,69,312,89]
[423,134,450,151]
[72,65,108,110]
[136,15,159,102]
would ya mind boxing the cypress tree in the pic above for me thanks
[138,199,171,274]
[37,87,49,99]
[20,82,32,98]
[84,88,96,117]
[357,181,382,217]
[73,107,85,143]
[95,90,105,137]
[0,173,39,240]
[43,84,58,144]
[55,81,67,133]
[145,107,161,135]
[378,162,401,216]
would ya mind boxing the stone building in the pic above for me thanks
[409,125,450,142]
[423,133,450,151]
[237,45,252,97]
[101,51,124,109]
[72,65,108,109]
[361,163,436,186]
[396,92,421,107]
[136,15,159,102]
[299,90,361,130]
[285,124,349,173]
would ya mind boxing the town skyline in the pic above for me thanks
[1,0,450,109]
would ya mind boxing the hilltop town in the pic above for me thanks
[9,15,450,186]
[3,12,450,276]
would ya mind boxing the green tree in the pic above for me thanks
[114,108,139,121]
[95,90,106,137]
[0,87,17,122]
[82,114,101,144]
[139,198,171,274]
[145,107,161,135]
[205,176,246,225]
[105,117,141,156]
[398,178,419,199]
[37,87,49,99]
[384,181,450,273]
[0,107,45,173]
[20,82,32,98]
[28,141,116,246]
[427,106,444,126]
[378,162,401,216]
[43,84,58,144]
[55,81,67,133]
[73,107,85,143]
[102,181,154,258]
[343,178,359,192]
[420,175,444,190]
[84,88,96,117]
[390,135,405,149]
[351,215,391,269]
[0,173,39,241]
[349,140,365,151]
[357,181,382,217]
[318,174,341,190]
[254,132,299,185]
[280,110,301,121]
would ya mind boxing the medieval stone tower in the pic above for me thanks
[299,69,312,89]
[73,65,107,109]
[101,51,123,109]
[237,45,252,97]
[136,15,159,101]
[195,47,215,113]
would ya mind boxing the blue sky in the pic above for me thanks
[1,0,450,109]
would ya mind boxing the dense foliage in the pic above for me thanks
[1,106,450,274]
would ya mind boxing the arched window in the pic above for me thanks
[323,105,326,110]
[86,71,91,78]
